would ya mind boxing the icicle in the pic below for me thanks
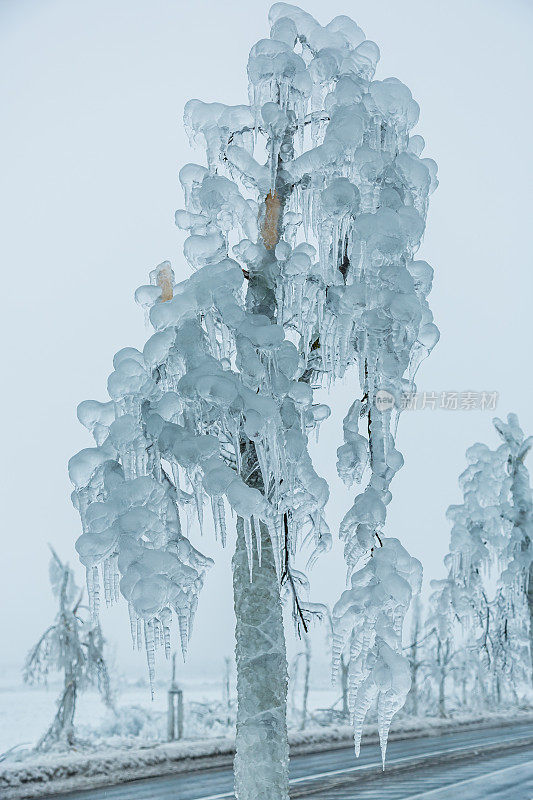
[161,608,172,659]
[128,603,138,649]
[154,617,161,650]
[331,638,343,682]
[244,517,254,581]
[177,611,189,658]
[377,694,396,768]
[144,619,156,698]
[269,138,280,193]
[192,471,204,532]
[113,555,120,602]
[136,615,143,651]
[211,496,227,547]
[103,557,112,607]
[86,566,100,620]
[230,418,242,475]
[254,440,271,502]
[352,683,376,757]
[218,497,227,547]
[253,515,262,566]
[267,517,282,579]
[251,84,260,145]
[297,98,305,153]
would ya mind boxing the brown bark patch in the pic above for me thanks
[157,265,174,302]
[261,190,281,250]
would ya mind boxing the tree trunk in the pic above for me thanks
[340,653,349,717]
[437,640,445,718]
[476,668,489,709]
[37,673,77,751]
[233,517,289,800]
[300,635,310,730]
[223,656,232,726]
[406,596,421,716]
[409,662,419,717]
[230,140,291,800]
[510,454,533,684]
[438,671,446,718]
[527,562,533,683]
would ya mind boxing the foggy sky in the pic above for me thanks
[1,0,532,682]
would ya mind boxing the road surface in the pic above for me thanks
[55,720,533,800]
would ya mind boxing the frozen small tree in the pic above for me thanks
[69,4,437,794]
[24,549,114,750]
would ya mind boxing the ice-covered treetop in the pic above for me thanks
[446,415,532,586]
[69,4,436,747]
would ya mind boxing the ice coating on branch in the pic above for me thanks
[184,102,255,170]
[336,400,369,486]
[70,4,437,761]
[248,39,311,133]
[332,538,421,761]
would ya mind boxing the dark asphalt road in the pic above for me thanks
[53,720,533,800]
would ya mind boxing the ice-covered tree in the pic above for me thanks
[493,414,533,682]
[24,549,114,750]
[69,4,437,794]
[437,414,533,708]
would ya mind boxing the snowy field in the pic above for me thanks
[0,677,340,755]
[0,683,162,753]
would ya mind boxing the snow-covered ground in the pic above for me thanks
[2,709,533,800]
[0,683,162,753]
[0,676,340,754]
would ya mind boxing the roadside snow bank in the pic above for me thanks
[2,710,533,799]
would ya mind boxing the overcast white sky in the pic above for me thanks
[1,0,532,684]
